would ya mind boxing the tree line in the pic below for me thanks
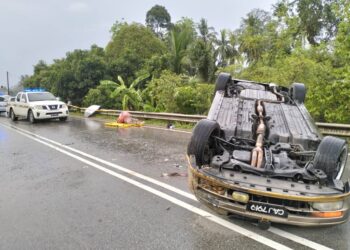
[22,0,350,123]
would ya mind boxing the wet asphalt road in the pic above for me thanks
[0,115,349,250]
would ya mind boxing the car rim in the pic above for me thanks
[336,146,348,180]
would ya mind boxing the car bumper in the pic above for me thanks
[0,106,6,112]
[187,155,350,227]
[33,109,69,119]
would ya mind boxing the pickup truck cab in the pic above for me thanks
[9,89,69,123]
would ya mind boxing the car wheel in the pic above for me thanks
[313,136,348,182]
[290,83,306,103]
[214,73,231,94]
[10,109,17,121]
[28,110,36,124]
[59,117,67,122]
[189,119,222,166]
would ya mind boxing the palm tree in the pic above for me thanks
[169,19,195,74]
[101,74,148,110]
[216,30,238,67]
[197,18,217,43]
[238,9,271,64]
[188,18,217,82]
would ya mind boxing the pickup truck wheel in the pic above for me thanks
[290,83,306,103]
[214,73,231,94]
[28,110,36,124]
[189,119,222,166]
[10,109,17,121]
[59,117,67,122]
[313,136,348,181]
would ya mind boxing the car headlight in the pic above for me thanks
[312,201,344,211]
[34,105,47,110]
[34,105,43,110]
[59,104,67,109]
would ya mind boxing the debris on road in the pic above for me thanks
[174,164,184,168]
[84,105,100,117]
[161,172,187,177]
[105,111,144,128]
[166,122,175,129]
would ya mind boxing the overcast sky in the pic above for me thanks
[0,0,276,88]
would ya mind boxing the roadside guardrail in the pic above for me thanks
[68,105,350,138]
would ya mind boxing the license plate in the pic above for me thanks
[51,113,58,117]
[247,202,288,218]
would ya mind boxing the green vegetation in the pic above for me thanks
[22,1,350,123]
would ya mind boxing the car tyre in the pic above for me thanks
[189,119,222,166]
[28,110,36,124]
[59,117,67,122]
[290,83,306,103]
[313,136,348,181]
[10,109,17,121]
[214,73,231,94]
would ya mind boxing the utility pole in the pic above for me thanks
[6,71,9,95]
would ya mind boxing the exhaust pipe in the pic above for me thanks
[251,101,266,168]
[270,83,285,102]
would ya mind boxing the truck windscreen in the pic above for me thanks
[28,92,56,102]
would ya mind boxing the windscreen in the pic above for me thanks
[28,92,56,102]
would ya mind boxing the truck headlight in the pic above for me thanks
[34,105,47,110]
[312,201,343,211]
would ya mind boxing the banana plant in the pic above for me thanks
[101,74,149,110]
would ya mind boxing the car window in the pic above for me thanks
[0,97,4,102]
[27,92,56,102]
[16,94,21,102]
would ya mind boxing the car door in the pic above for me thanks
[12,93,22,116]
[20,94,29,117]
[15,93,27,117]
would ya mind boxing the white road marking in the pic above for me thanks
[1,122,336,250]
[4,124,196,201]
[268,227,332,250]
[2,123,292,250]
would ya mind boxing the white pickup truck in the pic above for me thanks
[9,90,69,123]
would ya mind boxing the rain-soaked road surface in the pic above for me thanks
[0,116,349,250]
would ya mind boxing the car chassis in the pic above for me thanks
[187,73,350,228]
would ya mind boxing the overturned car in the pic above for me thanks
[187,73,349,228]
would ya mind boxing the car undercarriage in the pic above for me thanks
[187,73,350,227]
